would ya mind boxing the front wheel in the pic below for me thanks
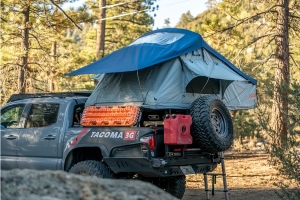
[69,160,115,178]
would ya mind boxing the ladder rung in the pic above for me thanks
[206,173,225,176]
[206,189,229,192]
[204,152,229,200]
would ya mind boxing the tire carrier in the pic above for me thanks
[203,151,229,200]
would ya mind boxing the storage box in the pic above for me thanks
[164,114,192,145]
[80,105,140,126]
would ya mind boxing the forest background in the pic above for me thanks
[0,0,299,198]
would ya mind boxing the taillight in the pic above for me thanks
[140,135,156,150]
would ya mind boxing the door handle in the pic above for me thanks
[6,135,17,140]
[43,135,56,140]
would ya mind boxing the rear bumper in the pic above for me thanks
[103,155,218,177]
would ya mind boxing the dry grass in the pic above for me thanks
[182,153,298,200]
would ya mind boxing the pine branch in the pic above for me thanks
[112,18,147,26]
[49,0,82,30]
[1,17,7,22]
[31,84,48,92]
[290,55,299,68]
[1,63,22,68]
[289,14,300,19]
[206,4,281,37]
[28,32,43,51]
[252,53,275,71]
[248,33,275,47]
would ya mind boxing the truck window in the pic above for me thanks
[0,105,26,128]
[26,103,59,128]
[73,104,84,127]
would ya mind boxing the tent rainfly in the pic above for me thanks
[67,28,257,110]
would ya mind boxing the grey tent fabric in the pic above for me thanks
[86,59,195,109]
[86,49,257,110]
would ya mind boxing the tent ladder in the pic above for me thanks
[203,151,229,200]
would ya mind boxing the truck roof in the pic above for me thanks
[7,91,92,103]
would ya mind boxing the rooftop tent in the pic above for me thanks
[67,28,256,84]
[67,28,257,110]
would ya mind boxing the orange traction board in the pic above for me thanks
[80,105,140,127]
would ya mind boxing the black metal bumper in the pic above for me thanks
[103,155,218,177]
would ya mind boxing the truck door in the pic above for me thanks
[17,103,60,170]
[1,104,26,169]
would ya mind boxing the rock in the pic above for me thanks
[1,169,178,200]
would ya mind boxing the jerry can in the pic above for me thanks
[164,114,193,145]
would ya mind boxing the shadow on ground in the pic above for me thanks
[183,188,282,200]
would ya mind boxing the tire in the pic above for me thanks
[151,176,186,199]
[190,95,233,153]
[69,160,115,178]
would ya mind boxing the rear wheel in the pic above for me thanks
[151,176,186,199]
[190,95,234,153]
[69,160,115,178]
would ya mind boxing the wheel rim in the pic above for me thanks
[210,108,227,136]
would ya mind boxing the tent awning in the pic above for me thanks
[66,28,257,85]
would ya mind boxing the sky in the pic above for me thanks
[64,0,208,29]
[152,0,208,29]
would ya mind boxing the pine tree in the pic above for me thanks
[0,0,89,104]
[178,0,300,147]
[86,0,156,58]
[175,0,300,196]
[176,11,194,28]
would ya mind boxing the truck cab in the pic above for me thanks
[0,92,89,170]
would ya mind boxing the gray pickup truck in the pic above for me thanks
[1,92,226,199]
[1,29,258,199]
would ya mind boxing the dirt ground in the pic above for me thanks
[182,153,297,200]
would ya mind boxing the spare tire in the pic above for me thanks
[190,95,233,153]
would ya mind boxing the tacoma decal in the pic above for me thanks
[91,131,138,140]
[123,131,137,141]
[91,132,123,139]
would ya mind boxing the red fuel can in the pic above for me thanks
[164,114,193,145]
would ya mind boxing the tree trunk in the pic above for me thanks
[271,0,290,147]
[49,41,57,92]
[19,5,30,94]
[95,0,106,60]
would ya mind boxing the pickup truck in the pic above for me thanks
[1,92,223,199]
[1,28,257,199]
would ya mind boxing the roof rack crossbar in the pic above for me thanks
[7,91,93,103]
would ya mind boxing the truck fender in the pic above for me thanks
[63,144,109,171]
